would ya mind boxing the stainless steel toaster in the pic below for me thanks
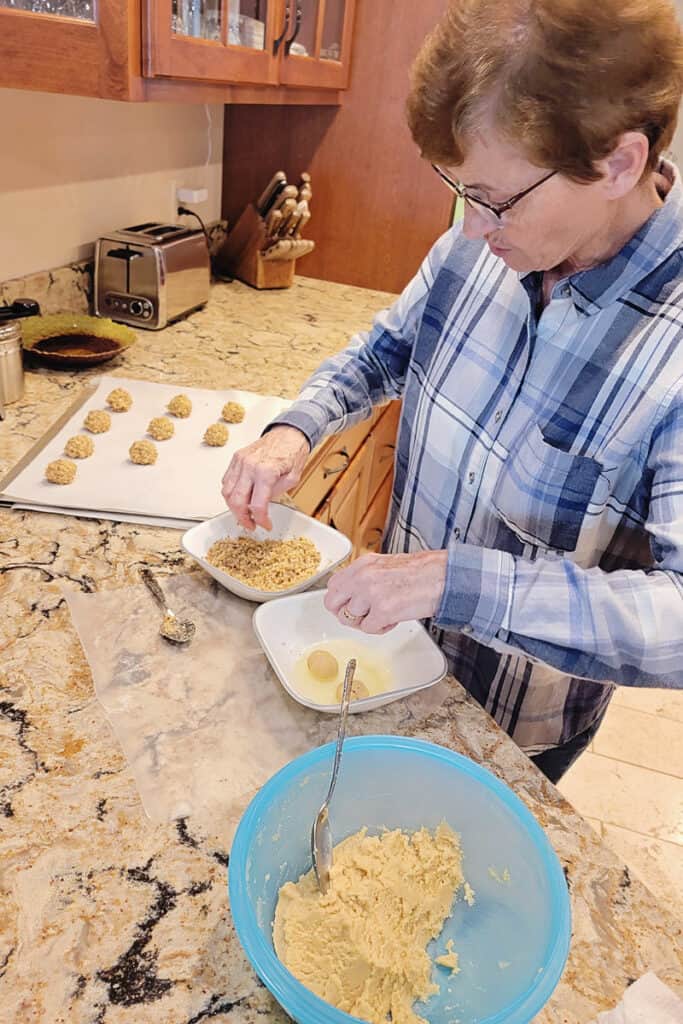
[94,222,210,330]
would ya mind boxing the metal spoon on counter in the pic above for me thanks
[140,568,196,645]
[311,658,356,895]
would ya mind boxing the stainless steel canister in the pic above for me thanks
[0,320,24,415]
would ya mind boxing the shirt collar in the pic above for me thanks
[521,159,683,316]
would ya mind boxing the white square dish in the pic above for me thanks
[181,504,352,603]
[253,589,448,713]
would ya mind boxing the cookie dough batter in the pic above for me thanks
[273,824,464,1024]
[148,416,174,441]
[84,410,111,434]
[167,394,192,418]
[64,435,94,459]
[106,387,133,412]
[435,939,460,974]
[222,400,245,423]
[129,440,158,465]
[203,422,229,447]
[45,459,77,485]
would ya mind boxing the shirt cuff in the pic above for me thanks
[433,541,515,644]
[263,401,332,451]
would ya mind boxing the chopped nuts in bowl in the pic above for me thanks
[181,504,352,603]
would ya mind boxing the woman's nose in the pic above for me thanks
[461,201,495,241]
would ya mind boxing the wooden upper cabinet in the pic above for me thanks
[143,0,279,86]
[143,0,355,89]
[0,0,137,101]
[277,0,355,90]
[0,0,354,99]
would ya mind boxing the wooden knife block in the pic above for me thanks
[216,204,296,290]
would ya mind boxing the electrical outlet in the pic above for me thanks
[177,186,209,205]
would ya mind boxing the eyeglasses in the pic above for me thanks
[432,164,557,226]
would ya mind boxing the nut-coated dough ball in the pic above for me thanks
[222,401,245,424]
[64,435,94,459]
[45,459,77,485]
[167,394,192,418]
[129,440,158,465]
[203,422,229,447]
[107,387,133,412]
[84,410,111,434]
[148,416,174,441]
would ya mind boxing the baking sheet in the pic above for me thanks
[1,375,290,524]
[65,574,449,841]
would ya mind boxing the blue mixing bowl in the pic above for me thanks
[229,736,571,1024]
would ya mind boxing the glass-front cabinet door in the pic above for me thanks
[145,0,279,85]
[0,0,132,98]
[277,0,355,89]
[0,1,95,19]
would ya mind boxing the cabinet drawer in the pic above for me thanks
[358,472,394,555]
[328,458,366,545]
[289,413,377,516]
[366,401,401,505]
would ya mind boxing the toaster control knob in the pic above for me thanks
[130,300,143,317]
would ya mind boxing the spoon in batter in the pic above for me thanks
[311,658,356,895]
[140,568,196,645]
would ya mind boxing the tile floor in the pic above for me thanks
[558,687,683,920]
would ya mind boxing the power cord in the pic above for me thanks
[177,205,210,249]
[177,205,234,281]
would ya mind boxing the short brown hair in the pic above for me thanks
[407,0,683,182]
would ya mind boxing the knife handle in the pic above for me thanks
[256,171,286,216]
[276,198,297,235]
[295,205,311,238]
[265,208,283,239]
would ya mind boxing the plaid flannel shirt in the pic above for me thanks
[270,160,683,753]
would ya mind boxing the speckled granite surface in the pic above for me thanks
[0,273,681,1024]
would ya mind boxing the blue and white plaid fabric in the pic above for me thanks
[271,160,683,753]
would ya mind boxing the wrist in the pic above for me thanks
[415,549,448,617]
[269,425,311,454]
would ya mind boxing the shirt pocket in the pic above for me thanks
[491,423,604,552]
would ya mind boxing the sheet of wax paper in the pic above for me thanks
[66,573,450,842]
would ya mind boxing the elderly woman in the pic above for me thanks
[222,0,683,782]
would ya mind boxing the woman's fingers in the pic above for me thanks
[248,475,276,531]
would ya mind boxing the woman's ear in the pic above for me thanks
[597,132,651,198]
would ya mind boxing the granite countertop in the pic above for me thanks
[1,276,681,1024]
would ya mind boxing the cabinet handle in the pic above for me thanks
[364,528,383,551]
[378,443,396,464]
[273,1,291,54]
[322,447,350,478]
[284,0,303,55]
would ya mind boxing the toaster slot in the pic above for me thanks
[105,246,144,294]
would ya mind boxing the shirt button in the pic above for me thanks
[561,285,570,298]
[494,409,503,423]
[453,527,461,540]
[468,471,476,485]
[462,624,473,635]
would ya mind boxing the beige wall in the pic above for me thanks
[0,89,223,283]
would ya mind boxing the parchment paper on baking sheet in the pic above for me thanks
[2,376,290,523]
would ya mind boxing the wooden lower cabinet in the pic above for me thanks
[357,471,393,556]
[290,400,399,557]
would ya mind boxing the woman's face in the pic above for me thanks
[451,125,613,274]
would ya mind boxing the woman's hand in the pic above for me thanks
[324,550,448,634]
[221,426,310,530]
